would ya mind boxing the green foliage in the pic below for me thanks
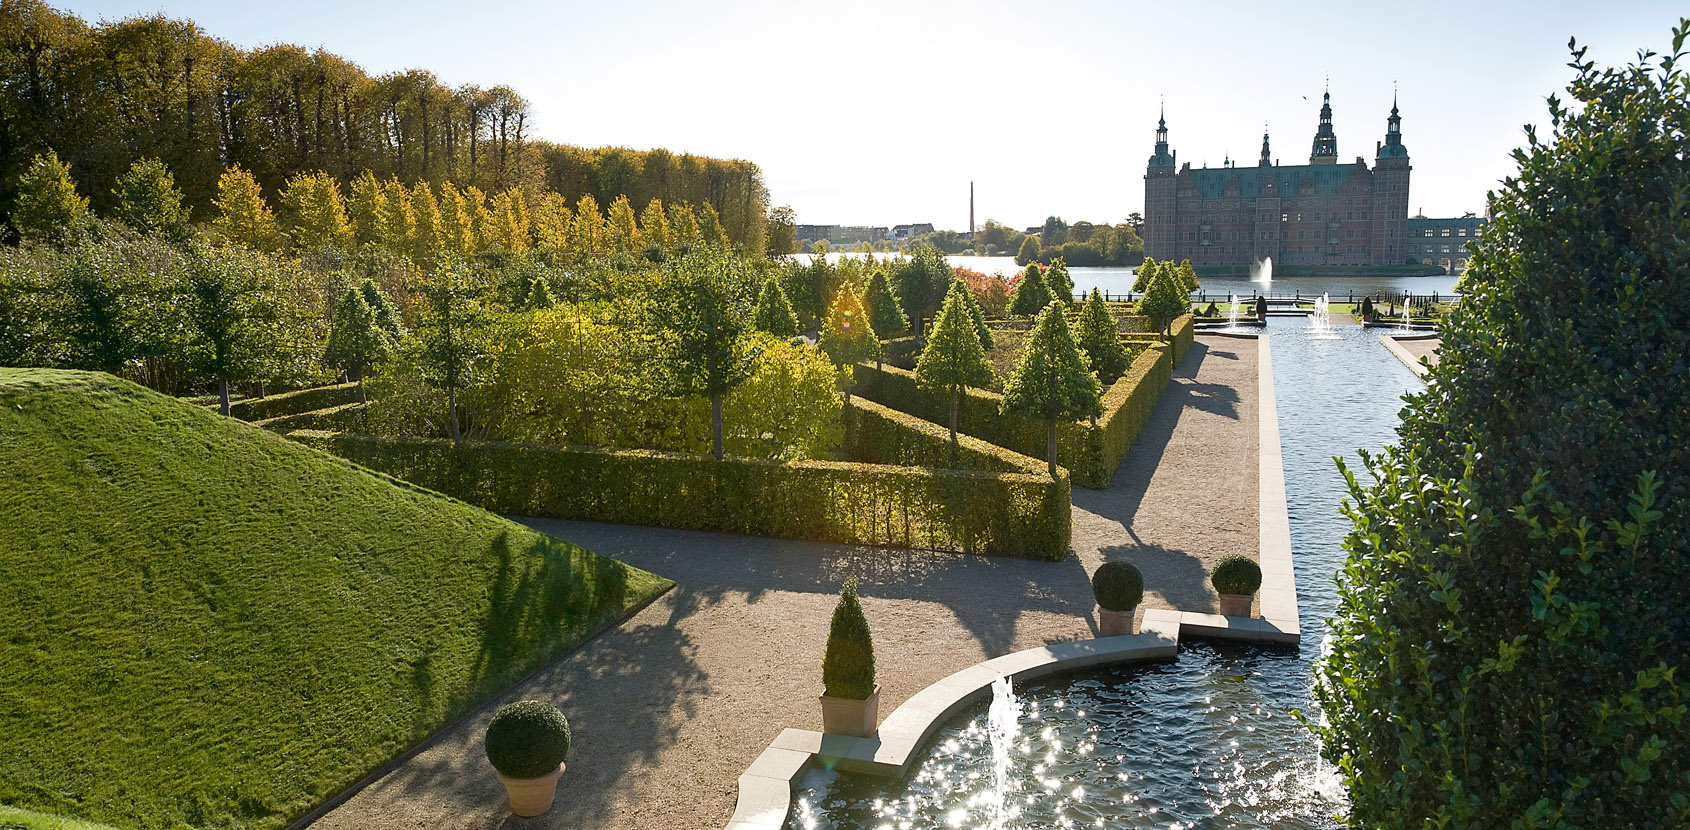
[1008,266,1054,316]
[1175,259,1199,293]
[359,278,406,339]
[1043,257,1075,304]
[1314,26,1690,826]
[819,285,879,370]
[277,171,350,252]
[753,275,800,337]
[1131,257,1158,293]
[525,276,557,310]
[1209,554,1261,595]
[863,268,909,338]
[1002,303,1103,424]
[213,165,284,252]
[1137,266,1190,339]
[823,578,876,700]
[915,290,993,393]
[14,151,90,247]
[412,260,495,441]
[294,427,1071,559]
[642,251,758,399]
[1075,289,1129,383]
[842,397,1041,474]
[889,245,952,333]
[0,368,667,830]
[1015,234,1041,266]
[323,288,392,383]
[951,277,994,350]
[1091,561,1144,611]
[224,381,363,422]
[177,244,300,413]
[484,701,572,779]
[113,158,189,243]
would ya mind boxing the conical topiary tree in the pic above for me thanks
[753,275,800,337]
[1075,288,1128,383]
[818,286,879,401]
[1175,258,1200,293]
[1131,257,1159,294]
[526,276,556,310]
[1044,257,1075,305]
[324,287,393,404]
[1009,265,1055,316]
[915,288,994,459]
[1138,267,1190,342]
[1002,302,1104,478]
[949,277,994,351]
[359,279,406,340]
[863,268,909,338]
[822,577,875,700]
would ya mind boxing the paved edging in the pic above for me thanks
[724,335,1302,829]
[1379,335,1431,378]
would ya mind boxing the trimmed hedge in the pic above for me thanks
[220,382,362,422]
[256,401,369,433]
[879,336,922,369]
[853,331,1176,489]
[288,430,1072,560]
[842,396,1043,475]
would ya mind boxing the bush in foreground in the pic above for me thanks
[822,577,876,700]
[1313,23,1690,826]
[1209,554,1261,595]
[1091,561,1143,611]
[485,701,572,779]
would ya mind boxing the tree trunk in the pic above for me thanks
[1047,420,1059,479]
[218,376,230,417]
[711,392,724,460]
[448,385,462,443]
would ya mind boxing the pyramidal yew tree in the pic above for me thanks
[753,276,800,337]
[915,288,993,457]
[1043,257,1075,305]
[1002,301,1102,478]
[1009,264,1055,316]
[1075,288,1128,382]
[864,269,909,338]
[949,277,994,350]
[818,286,879,401]
[1314,24,1690,827]
[822,577,875,700]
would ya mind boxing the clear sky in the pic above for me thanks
[63,0,1686,231]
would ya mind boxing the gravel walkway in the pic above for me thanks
[309,334,1259,830]
[1398,336,1441,366]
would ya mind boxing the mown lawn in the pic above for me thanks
[0,369,671,830]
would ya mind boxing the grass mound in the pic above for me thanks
[0,369,670,829]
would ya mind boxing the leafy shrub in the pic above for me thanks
[1209,554,1260,595]
[823,578,875,699]
[1313,26,1690,826]
[1091,561,1143,611]
[484,700,571,779]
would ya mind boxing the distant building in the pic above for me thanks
[1406,215,1486,272]
[1143,92,1412,267]
[794,224,837,244]
[891,223,935,241]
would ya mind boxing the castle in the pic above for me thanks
[1143,93,1411,268]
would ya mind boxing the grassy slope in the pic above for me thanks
[0,369,670,830]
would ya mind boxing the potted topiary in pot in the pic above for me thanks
[820,576,878,737]
[1211,554,1263,618]
[1091,561,1143,636]
[485,700,572,817]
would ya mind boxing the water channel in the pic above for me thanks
[789,313,1426,829]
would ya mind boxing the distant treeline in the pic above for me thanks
[0,1,770,249]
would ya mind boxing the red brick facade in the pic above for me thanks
[1144,96,1411,267]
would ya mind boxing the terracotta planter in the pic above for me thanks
[820,686,880,737]
[1097,606,1135,636]
[1219,593,1254,618]
[497,763,564,818]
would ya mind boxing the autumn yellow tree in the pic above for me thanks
[436,183,474,256]
[571,194,605,254]
[347,171,385,247]
[640,198,673,249]
[212,164,282,251]
[279,171,353,250]
[605,194,643,252]
[533,192,572,258]
[411,181,442,260]
[376,177,415,253]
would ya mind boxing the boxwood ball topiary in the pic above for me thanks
[484,700,571,779]
[1091,561,1143,611]
[1210,554,1261,595]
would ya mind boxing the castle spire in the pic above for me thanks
[1377,93,1407,159]
[1259,123,1271,166]
[1148,103,1174,168]
[1310,89,1338,164]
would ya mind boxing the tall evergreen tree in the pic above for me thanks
[1075,288,1128,382]
[1009,264,1055,316]
[915,289,993,457]
[211,165,283,252]
[1175,258,1200,293]
[1044,257,1076,305]
[950,277,994,350]
[753,275,800,337]
[114,158,190,242]
[1016,234,1041,265]
[863,268,909,338]
[323,287,392,403]
[1002,301,1103,478]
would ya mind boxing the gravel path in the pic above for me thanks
[1398,336,1441,366]
[309,334,1259,830]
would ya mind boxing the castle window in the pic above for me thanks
[1441,228,1451,236]
[1458,228,1467,237]
[1281,213,1289,222]
[1424,229,1434,237]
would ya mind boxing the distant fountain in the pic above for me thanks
[986,675,1021,829]
[1400,299,1414,331]
[1227,291,1241,328]
[1309,292,1339,339]
[1251,256,1274,288]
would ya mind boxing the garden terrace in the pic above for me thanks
[0,368,670,830]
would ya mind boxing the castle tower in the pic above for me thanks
[1142,105,1178,260]
[1259,128,1272,166]
[1310,91,1338,164]
[1369,94,1412,265]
